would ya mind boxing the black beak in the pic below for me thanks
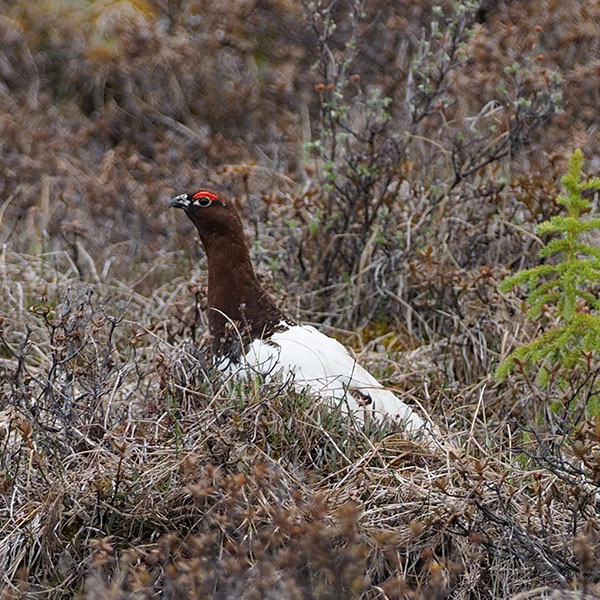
[169,194,190,209]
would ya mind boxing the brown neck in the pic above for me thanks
[199,232,288,356]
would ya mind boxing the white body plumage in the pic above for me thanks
[221,323,433,436]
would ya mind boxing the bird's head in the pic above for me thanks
[169,189,244,239]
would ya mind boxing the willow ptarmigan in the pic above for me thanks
[170,189,437,439]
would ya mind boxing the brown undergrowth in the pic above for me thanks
[1,0,600,598]
[1,243,598,599]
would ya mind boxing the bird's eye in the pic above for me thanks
[192,190,219,207]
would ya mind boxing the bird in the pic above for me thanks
[170,188,437,438]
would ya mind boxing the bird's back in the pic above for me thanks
[222,324,430,433]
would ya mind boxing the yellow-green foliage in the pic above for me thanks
[496,149,600,385]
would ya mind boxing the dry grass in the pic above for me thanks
[1,243,598,599]
[1,0,600,598]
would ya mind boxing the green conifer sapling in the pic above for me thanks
[496,149,600,388]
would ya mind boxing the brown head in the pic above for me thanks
[170,188,290,359]
[169,189,245,245]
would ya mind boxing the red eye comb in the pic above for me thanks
[192,190,219,201]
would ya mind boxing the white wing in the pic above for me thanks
[222,324,433,435]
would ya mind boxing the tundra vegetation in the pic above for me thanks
[0,1,599,598]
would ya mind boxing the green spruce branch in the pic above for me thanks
[496,149,600,386]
